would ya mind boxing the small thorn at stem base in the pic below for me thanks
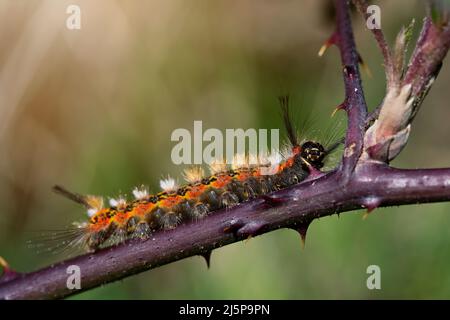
[331,102,347,117]
[0,256,19,284]
[361,197,381,219]
[292,221,312,250]
[302,160,324,180]
[200,251,212,269]
[0,256,11,274]
[318,33,338,57]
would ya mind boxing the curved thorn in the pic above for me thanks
[0,256,10,274]
[331,101,347,117]
[301,158,324,180]
[0,256,19,284]
[292,221,312,250]
[361,196,382,219]
[200,251,212,269]
[298,228,308,250]
[318,32,338,57]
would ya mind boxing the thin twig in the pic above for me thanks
[353,0,394,87]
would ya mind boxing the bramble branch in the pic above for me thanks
[334,0,368,181]
[1,0,450,299]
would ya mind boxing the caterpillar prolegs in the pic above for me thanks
[48,98,342,253]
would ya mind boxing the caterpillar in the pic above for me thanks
[43,96,342,253]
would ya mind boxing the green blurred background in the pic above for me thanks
[1,0,450,299]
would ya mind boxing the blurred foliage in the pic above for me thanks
[0,0,450,299]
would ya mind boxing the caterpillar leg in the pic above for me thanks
[219,191,240,208]
[111,227,127,245]
[126,216,140,234]
[192,202,209,219]
[179,200,209,220]
[86,223,116,251]
[133,221,151,239]
[160,211,182,230]
[145,207,164,231]
[200,189,220,210]
[242,180,258,199]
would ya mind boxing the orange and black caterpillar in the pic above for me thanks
[50,97,341,252]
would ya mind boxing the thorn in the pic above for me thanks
[365,205,377,214]
[361,196,382,219]
[331,102,346,117]
[293,221,312,250]
[200,251,212,269]
[0,256,19,284]
[318,33,337,57]
[0,256,11,274]
[298,226,308,249]
[301,159,324,180]
[357,52,373,78]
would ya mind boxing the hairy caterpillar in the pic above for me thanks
[40,96,342,253]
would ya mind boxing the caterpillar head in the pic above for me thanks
[300,141,326,169]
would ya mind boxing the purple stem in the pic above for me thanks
[334,0,368,181]
[1,164,450,299]
[0,0,449,300]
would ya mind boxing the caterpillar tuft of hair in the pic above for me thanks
[43,97,342,253]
